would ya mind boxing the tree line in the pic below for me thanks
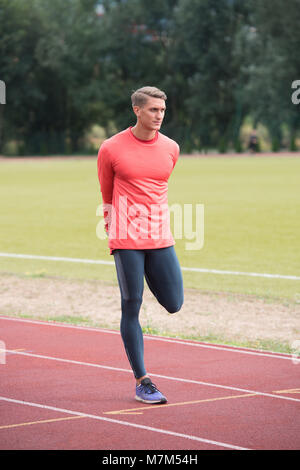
[0,0,299,155]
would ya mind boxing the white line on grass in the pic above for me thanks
[0,395,250,450]
[0,252,299,280]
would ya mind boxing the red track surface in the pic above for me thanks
[0,315,299,450]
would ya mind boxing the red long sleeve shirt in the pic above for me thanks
[97,126,179,254]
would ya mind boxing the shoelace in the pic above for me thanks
[141,382,159,394]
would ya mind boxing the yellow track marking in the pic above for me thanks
[273,388,300,395]
[0,415,85,430]
[104,393,257,415]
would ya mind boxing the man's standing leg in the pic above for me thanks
[113,248,169,404]
[113,249,146,380]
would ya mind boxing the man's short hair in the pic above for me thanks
[131,86,167,107]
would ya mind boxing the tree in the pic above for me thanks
[94,0,178,134]
[242,0,300,150]
[0,0,45,152]
[1,0,298,155]
[170,0,250,152]
[0,0,103,154]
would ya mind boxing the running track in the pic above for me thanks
[0,315,299,451]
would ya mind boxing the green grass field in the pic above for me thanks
[1,155,300,301]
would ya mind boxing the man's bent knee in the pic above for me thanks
[166,298,183,314]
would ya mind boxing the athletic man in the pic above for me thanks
[97,86,184,404]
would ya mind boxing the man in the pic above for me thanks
[97,86,184,404]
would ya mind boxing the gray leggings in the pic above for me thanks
[113,246,184,378]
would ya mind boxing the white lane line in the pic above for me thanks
[143,335,293,360]
[0,252,299,280]
[0,252,114,265]
[3,348,300,403]
[0,395,250,450]
[0,315,294,361]
[181,266,300,280]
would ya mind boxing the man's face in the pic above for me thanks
[133,97,166,131]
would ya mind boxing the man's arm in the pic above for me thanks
[172,143,180,168]
[97,144,114,233]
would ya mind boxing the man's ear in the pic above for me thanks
[132,105,140,117]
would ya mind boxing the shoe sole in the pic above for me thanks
[135,395,167,404]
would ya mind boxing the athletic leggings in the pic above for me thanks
[113,246,184,379]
